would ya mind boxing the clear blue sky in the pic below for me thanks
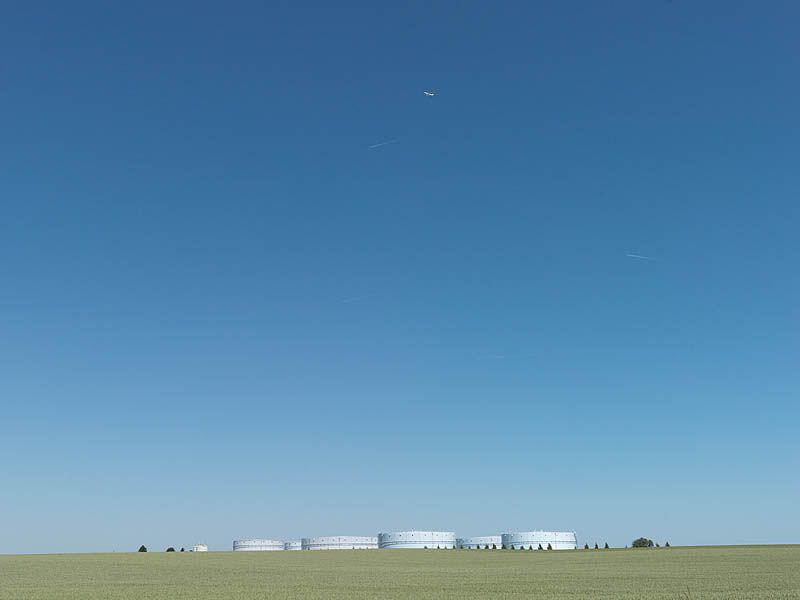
[1,1,798,554]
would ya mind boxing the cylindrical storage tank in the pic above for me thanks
[233,539,284,551]
[501,531,578,550]
[192,544,208,552]
[284,540,302,551]
[457,535,501,549]
[301,536,378,550]
[378,531,457,549]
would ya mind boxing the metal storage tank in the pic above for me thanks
[501,531,578,550]
[233,539,284,551]
[284,540,302,551]
[191,544,208,552]
[457,535,501,549]
[378,531,457,549]
[301,536,378,550]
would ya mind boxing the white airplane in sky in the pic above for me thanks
[423,91,435,96]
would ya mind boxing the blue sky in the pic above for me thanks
[1,1,798,553]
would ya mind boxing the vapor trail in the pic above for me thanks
[368,140,397,149]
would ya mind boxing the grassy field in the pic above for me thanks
[1,545,798,599]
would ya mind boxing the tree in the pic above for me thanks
[166,547,175,552]
[492,544,497,550]
[665,542,671,548]
[547,543,552,550]
[584,543,589,550]
[594,543,599,550]
[632,538,654,548]
[510,545,515,550]
[180,548,185,552]
[604,543,609,549]
[138,545,147,553]
[656,543,660,548]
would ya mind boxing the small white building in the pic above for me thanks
[191,544,208,552]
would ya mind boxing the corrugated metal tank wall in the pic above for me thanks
[301,536,378,550]
[378,531,457,549]
[284,540,302,551]
[232,539,285,551]
[457,535,502,549]
[501,531,578,550]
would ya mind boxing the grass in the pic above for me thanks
[1,545,798,599]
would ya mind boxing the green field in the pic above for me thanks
[1,545,798,599]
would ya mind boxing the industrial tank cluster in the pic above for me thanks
[233,530,577,551]
[457,532,578,550]
[233,535,380,552]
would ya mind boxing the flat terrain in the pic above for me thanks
[1,545,798,599]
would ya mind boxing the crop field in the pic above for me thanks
[1,545,798,599]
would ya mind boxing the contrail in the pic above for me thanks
[625,253,653,260]
[488,352,537,360]
[368,139,397,149]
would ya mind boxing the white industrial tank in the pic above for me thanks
[233,539,284,551]
[501,531,578,550]
[377,531,457,549]
[301,536,378,550]
[191,544,208,552]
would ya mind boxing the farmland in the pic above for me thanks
[1,545,798,599]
